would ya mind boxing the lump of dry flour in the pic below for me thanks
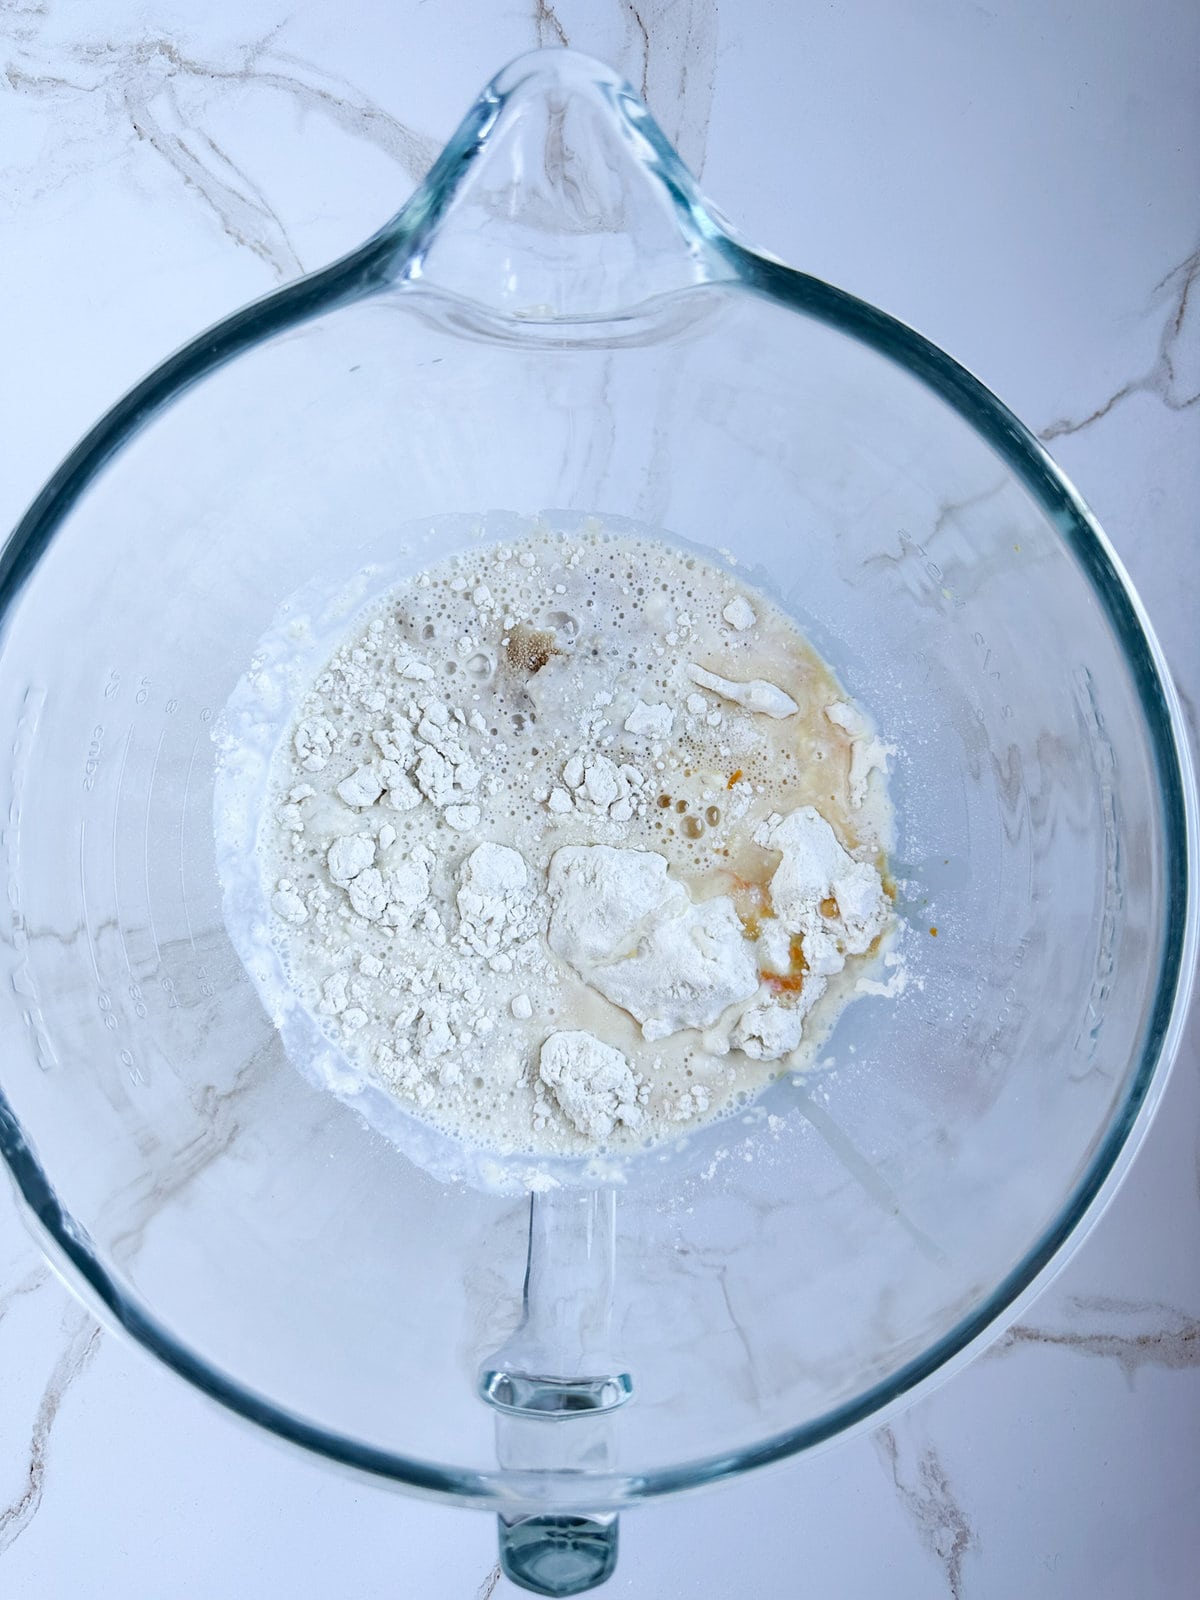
[760,806,891,957]
[456,842,534,960]
[546,845,759,1039]
[538,1030,645,1142]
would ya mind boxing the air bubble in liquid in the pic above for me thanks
[543,609,579,641]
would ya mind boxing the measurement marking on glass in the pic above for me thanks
[178,729,200,951]
[112,725,136,977]
[77,818,102,987]
[143,728,165,962]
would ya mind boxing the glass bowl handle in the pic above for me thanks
[480,1188,628,1594]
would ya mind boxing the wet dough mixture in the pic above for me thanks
[260,521,897,1154]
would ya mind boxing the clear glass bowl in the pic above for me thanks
[0,48,1195,1597]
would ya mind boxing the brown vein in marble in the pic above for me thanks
[533,0,569,49]
[874,1425,976,1600]
[992,1295,1200,1382]
[1040,243,1200,440]
[0,1304,102,1554]
[626,3,652,99]
[476,1562,502,1600]
[523,0,719,174]
[607,0,719,176]
[658,0,719,178]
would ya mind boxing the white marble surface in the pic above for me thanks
[1,1,1198,1594]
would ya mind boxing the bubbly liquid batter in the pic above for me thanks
[258,520,897,1154]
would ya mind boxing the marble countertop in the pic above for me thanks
[1,2,1197,1594]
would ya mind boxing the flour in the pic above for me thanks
[623,700,675,739]
[537,1031,645,1142]
[721,596,757,631]
[546,845,760,1039]
[249,519,901,1157]
[456,842,534,960]
[546,751,644,822]
[824,700,897,811]
[685,663,800,719]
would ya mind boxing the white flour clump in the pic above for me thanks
[456,843,534,963]
[685,663,800,719]
[823,701,897,811]
[251,520,901,1157]
[538,1031,645,1141]
[546,846,759,1039]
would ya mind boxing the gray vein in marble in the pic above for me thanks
[0,1264,50,1326]
[3,24,438,278]
[125,70,303,277]
[1174,679,1199,764]
[858,480,1007,578]
[476,1562,502,1600]
[713,1262,763,1407]
[106,1036,276,1267]
[929,479,1010,544]
[1040,243,1200,440]
[875,1424,976,1600]
[795,1090,949,1265]
[0,1303,102,1555]
[661,1239,769,1409]
[993,1294,1200,1383]
[0,0,47,49]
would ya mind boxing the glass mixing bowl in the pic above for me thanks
[0,49,1195,1597]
